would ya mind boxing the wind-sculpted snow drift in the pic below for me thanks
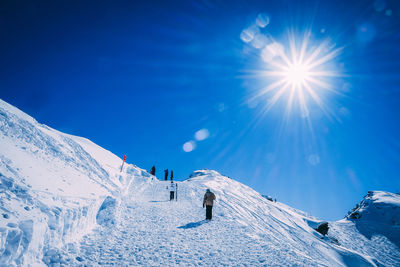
[0,98,399,266]
[0,99,142,265]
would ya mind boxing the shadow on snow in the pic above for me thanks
[177,220,209,229]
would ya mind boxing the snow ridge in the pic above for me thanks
[329,191,400,266]
[0,99,138,265]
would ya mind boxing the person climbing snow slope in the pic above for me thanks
[169,181,176,201]
[203,189,216,220]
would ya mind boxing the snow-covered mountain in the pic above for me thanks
[330,191,400,266]
[0,98,399,266]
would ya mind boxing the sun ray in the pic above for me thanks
[307,70,341,77]
[266,82,291,111]
[302,81,332,117]
[289,34,298,64]
[255,31,343,118]
[303,41,327,65]
[307,47,343,69]
[251,78,288,100]
[285,84,296,116]
[298,31,310,63]
[280,48,295,68]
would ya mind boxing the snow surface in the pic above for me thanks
[330,191,400,266]
[0,98,136,265]
[0,98,399,266]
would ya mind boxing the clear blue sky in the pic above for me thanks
[1,0,400,220]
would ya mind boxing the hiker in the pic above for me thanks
[203,189,216,220]
[150,166,156,176]
[164,169,168,181]
[169,181,176,201]
[170,170,174,181]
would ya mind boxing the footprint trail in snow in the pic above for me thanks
[76,180,286,266]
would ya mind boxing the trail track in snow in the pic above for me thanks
[73,179,319,266]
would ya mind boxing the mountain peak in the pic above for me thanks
[343,190,400,251]
[188,169,224,179]
[346,190,400,220]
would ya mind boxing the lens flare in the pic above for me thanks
[250,31,343,118]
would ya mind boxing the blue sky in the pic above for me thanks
[1,0,400,220]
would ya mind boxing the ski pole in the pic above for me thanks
[120,154,127,172]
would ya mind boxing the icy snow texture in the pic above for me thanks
[96,196,118,226]
[0,98,399,266]
[0,99,140,265]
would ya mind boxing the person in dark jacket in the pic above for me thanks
[203,189,216,220]
[169,181,176,201]
[150,166,156,176]
[164,169,168,181]
[170,170,174,181]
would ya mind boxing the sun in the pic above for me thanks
[285,62,311,85]
[251,31,343,117]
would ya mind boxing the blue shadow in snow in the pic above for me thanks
[149,200,169,203]
[178,220,208,229]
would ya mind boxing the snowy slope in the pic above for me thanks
[0,98,398,266]
[0,99,143,265]
[330,191,400,266]
[60,169,378,266]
